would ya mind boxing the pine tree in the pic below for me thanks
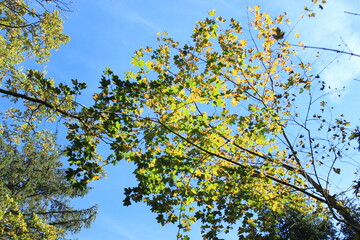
[0,124,97,239]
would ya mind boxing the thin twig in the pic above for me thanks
[289,44,360,58]
[344,11,360,16]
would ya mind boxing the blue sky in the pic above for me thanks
[38,0,360,239]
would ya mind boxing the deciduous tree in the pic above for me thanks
[0,0,80,124]
[2,0,358,239]
[0,1,96,238]
[62,6,360,239]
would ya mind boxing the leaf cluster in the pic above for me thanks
[0,124,97,239]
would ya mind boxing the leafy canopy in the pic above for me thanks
[62,5,360,239]
[0,1,97,239]
[0,196,63,240]
[0,0,85,125]
[0,124,97,239]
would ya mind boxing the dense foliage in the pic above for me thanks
[0,0,95,238]
[2,0,359,239]
[0,0,81,124]
[61,6,360,239]
[0,125,97,239]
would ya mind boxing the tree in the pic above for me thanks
[0,1,97,238]
[0,123,97,239]
[0,0,80,125]
[0,196,63,240]
[1,0,358,239]
[257,208,339,240]
[0,0,69,79]
[58,6,360,239]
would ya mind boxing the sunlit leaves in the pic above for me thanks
[0,0,75,124]
[0,124,97,239]
[208,9,216,17]
[67,6,309,237]
[0,197,63,240]
[58,3,360,239]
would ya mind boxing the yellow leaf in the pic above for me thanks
[239,39,247,47]
[253,5,260,11]
[231,98,239,106]
[195,169,203,176]
[92,175,101,180]
[208,9,216,16]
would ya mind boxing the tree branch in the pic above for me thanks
[289,44,360,58]
[281,127,360,232]
[0,88,82,121]
[344,11,360,16]
[156,119,327,204]
[0,21,39,29]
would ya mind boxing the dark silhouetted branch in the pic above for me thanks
[289,44,360,58]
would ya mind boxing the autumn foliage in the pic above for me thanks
[62,6,360,239]
[1,0,359,239]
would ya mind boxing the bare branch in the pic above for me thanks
[344,11,360,16]
[289,44,360,58]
